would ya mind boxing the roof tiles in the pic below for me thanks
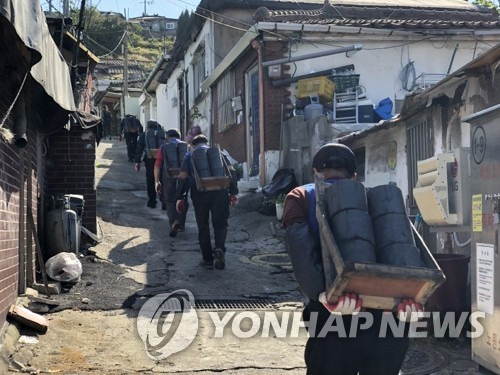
[257,2,500,29]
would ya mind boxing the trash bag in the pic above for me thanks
[259,197,277,216]
[45,252,82,283]
[262,169,298,199]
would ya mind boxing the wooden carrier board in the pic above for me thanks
[192,158,231,192]
[317,193,446,310]
[146,148,159,159]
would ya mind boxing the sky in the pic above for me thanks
[43,0,197,20]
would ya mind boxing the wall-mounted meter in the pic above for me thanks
[413,148,471,227]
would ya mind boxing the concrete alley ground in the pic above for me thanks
[6,139,488,374]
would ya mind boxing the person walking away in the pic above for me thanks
[121,114,142,162]
[175,135,239,270]
[102,105,112,140]
[154,128,188,236]
[134,120,165,208]
[282,143,423,375]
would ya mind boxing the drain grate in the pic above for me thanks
[195,299,277,310]
[401,347,448,375]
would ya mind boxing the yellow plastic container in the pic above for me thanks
[297,76,335,101]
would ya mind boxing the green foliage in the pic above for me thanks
[71,6,175,70]
[473,0,500,10]
[190,106,204,121]
[274,194,286,205]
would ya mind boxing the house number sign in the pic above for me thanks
[472,125,486,165]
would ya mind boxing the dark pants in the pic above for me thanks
[145,158,156,205]
[191,190,229,262]
[125,132,138,161]
[163,177,188,226]
[303,303,409,375]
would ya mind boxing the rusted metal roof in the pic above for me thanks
[256,1,500,29]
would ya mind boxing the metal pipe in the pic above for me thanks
[271,64,354,87]
[14,94,27,148]
[261,44,362,67]
[252,39,266,186]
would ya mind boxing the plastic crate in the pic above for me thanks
[331,74,360,93]
[297,76,335,101]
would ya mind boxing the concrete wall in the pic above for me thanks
[348,125,408,192]
[212,9,252,67]
[122,94,141,120]
[283,36,496,114]
[155,83,170,129]
[163,67,183,135]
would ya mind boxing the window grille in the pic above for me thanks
[407,115,434,208]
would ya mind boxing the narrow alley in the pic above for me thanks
[5,140,485,375]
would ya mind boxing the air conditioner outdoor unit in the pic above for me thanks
[413,148,471,227]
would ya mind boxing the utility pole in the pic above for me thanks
[123,8,129,115]
[63,0,70,17]
[48,0,53,13]
[143,0,147,16]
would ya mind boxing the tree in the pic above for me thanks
[473,0,500,11]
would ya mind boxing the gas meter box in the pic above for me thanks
[413,148,471,227]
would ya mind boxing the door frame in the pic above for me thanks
[245,64,259,176]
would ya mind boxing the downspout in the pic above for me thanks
[252,39,266,186]
[14,93,28,148]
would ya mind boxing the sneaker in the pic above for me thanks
[214,248,225,270]
[169,220,181,237]
[199,259,214,270]
[177,225,185,233]
[147,201,157,209]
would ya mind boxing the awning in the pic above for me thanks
[0,0,76,112]
[72,110,102,129]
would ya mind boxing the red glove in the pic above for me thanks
[176,199,186,214]
[319,292,362,315]
[397,299,424,322]
[229,194,238,207]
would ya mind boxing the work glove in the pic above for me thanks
[155,181,162,193]
[396,298,424,322]
[176,199,186,214]
[135,163,140,172]
[229,194,238,207]
[319,292,362,315]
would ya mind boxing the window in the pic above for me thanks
[192,51,206,99]
[407,115,434,208]
[217,71,235,132]
[166,23,175,29]
[353,147,366,183]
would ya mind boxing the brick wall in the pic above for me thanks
[211,47,258,162]
[211,41,291,163]
[262,41,291,151]
[46,125,97,233]
[0,126,40,329]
